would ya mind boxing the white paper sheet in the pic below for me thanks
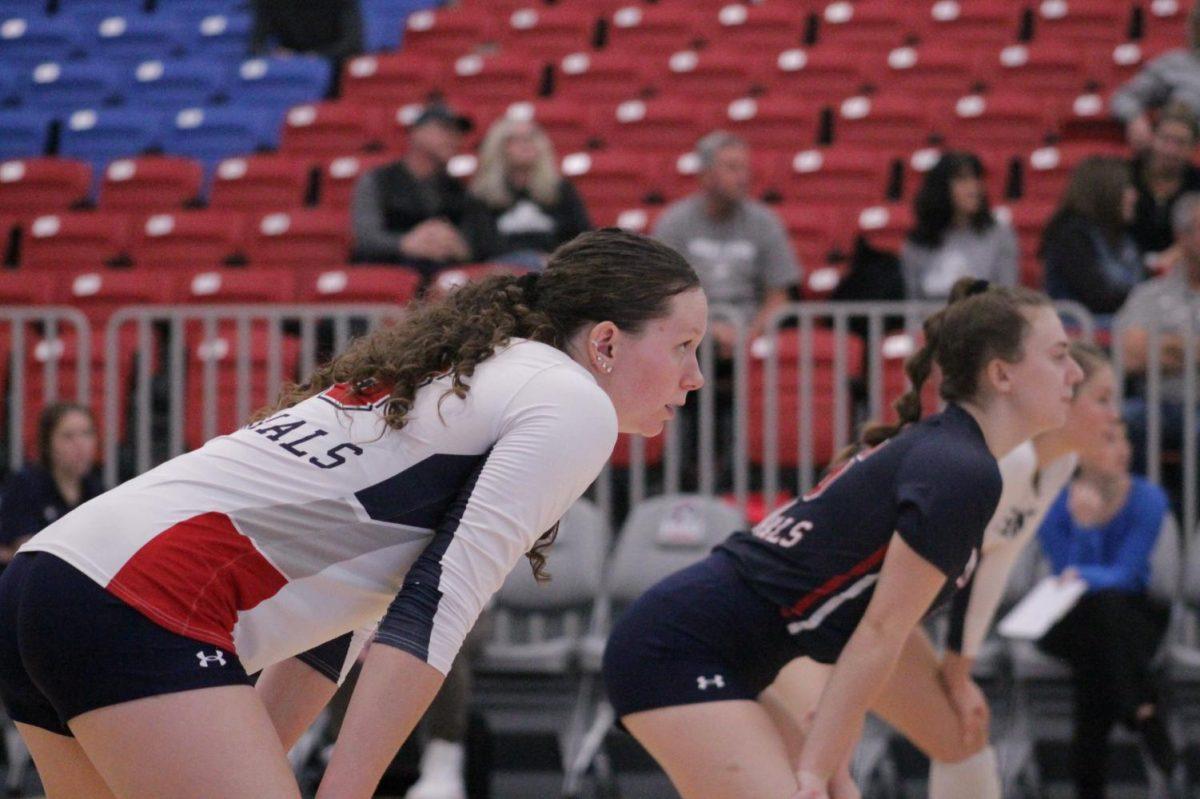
[997,575,1087,640]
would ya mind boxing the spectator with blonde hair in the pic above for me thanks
[464,116,591,269]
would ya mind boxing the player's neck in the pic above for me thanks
[958,400,1029,461]
[1032,431,1074,467]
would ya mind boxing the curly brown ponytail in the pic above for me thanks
[255,229,700,581]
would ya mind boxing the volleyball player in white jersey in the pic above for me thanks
[767,342,1119,798]
[0,229,707,799]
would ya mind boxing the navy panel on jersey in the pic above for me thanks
[716,405,1001,664]
[355,452,488,528]
[373,450,492,663]
[297,631,354,683]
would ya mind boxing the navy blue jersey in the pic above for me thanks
[717,405,1002,664]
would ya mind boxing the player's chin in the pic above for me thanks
[638,418,667,438]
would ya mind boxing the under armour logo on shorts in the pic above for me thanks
[197,649,227,668]
[696,674,725,691]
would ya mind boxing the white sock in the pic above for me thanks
[928,745,1000,799]
[406,739,466,799]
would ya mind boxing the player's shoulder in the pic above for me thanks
[492,340,616,427]
[902,408,999,484]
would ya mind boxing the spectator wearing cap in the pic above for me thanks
[352,104,497,276]
[1112,4,1200,150]
[653,131,799,355]
[1130,102,1200,259]
[462,116,591,270]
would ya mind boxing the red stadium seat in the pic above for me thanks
[746,328,865,468]
[589,204,662,234]
[939,91,1059,152]
[989,43,1092,102]
[297,265,422,305]
[774,204,855,265]
[208,155,313,214]
[708,3,807,54]
[178,267,298,304]
[655,48,760,103]
[279,101,388,159]
[402,6,500,58]
[1032,0,1134,48]
[817,0,921,50]
[243,209,351,269]
[444,52,545,107]
[1057,90,1127,144]
[879,43,983,101]
[58,268,175,324]
[317,154,393,210]
[552,50,654,104]
[765,47,873,107]
[597,98,719,158]
[21,211,131,270]
[1019,141,1125,203]
[919,0,1025,48]
[98,156,204,212]
[855,202,914,252]
[559,149,660,209]
[427,263,529,298]
[128,210,248,271]
[0,270,54,305]
[604,4,704,57]
[501,98,596,155]
[775,147,895,208]
[500,5,601,60]
[720,95,822,154]
[339,52,439,106]
[0,158,91,216]
[833,94,934,151]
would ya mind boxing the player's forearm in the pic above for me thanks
[798,618,908,779]
[256,656,340,750]
[316,645,445,799]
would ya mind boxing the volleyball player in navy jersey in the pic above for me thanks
[602,279,1084,799]
[0,230,707,799]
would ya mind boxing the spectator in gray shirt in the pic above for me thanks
[1111,4,1200,149]
[653,131,800,355]
[900,151,1018,300]
[1116,191,1200,474]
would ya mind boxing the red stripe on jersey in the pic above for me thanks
[780,544,889,620]
[322,380,392,408]
[106,512,288,652]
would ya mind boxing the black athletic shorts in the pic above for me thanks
[601,550,801,719]
[0,552,253,736]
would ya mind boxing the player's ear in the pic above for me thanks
[983,357,1013,396]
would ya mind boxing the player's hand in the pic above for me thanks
[829,754,861,799]
[947,674,990,749]
[794,770,830,799]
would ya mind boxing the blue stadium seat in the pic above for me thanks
[0,1,48,19]
[160,105,282,170]
[19,60,125,112]
[86,14,189,65]
[123,57,227,109]
[171,10,251,60]
[153,0,247,23]
[59,107,164,179]
[56,0,147,28]
[229,56,332,112]
[358,0,442,51]
[0,16,85,67]
[0,66,17,103]
[0,110,54,160]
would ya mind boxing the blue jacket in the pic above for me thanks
[1037,477,1167,593]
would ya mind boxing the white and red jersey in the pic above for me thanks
[21,340,617,676]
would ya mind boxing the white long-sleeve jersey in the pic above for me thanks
[21,339,618,676]
[946,442,1077,657]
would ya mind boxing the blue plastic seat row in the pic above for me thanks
[0,56,332,114]
[0,0,248,23]
[0,10,253,67]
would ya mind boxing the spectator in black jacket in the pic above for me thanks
[1040,156,1144,321]
[464,116,591,269]
[352,103,496,277]
[0,403,103,572]
[251,0,363,62]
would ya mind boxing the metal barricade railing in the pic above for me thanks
[1111,303,1200,543]
[0,307,91,473]
[103,305,406,486]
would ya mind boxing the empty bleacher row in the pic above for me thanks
[0,0,1187,298]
